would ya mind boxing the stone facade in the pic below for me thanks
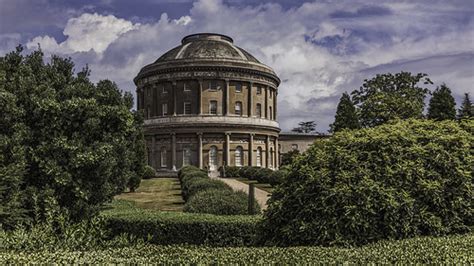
[135,33,281,174]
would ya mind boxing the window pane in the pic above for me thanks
[235,102,242,115]
[210,101,217,114]
[183,148,191,166]
[256,104,261,117]
[236,83,242,92]
[184,102,191,115]
[161,148,167,167]
[162,103,168,115]
[235,147,242,166]
[256,147,262,167]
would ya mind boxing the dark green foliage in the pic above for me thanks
[280,149,300,166]
[427,84,456,120]
[142,165,156,179]
[184,178,232,201]
[253,168,274,184]
[219,166,240,177]
[330,92,360,132]
[260,119,473,246]
[238,166,261,180]
[0,46,145,224]
[458,93,473,119]
[268,169,288,186]
[102,200,259,246]
[352,72,431,127]
[184,189,260,215]
[292,121,317,133]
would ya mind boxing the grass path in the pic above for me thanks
[115,178,184,211]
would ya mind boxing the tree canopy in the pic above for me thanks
[458,93,473,119]
[351,72,431,127]
[0,46,145,227]
[292,121,317,133]
[330,92,360,132]
[427,84,456,120]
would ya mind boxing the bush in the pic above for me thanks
[178,165,202,180]
[102,200,259,246]
[219,166,241,177]
[185,179,233,201]
[268,169,288,186]
[254,168,274,184]
[184,189,260,215]
[142,165,156,179]
[260,119,473,246]
[239,167,261,180]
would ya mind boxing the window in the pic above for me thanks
[235,83,242,93]
[269,148,273,168]
[184,102,191,115]
[162,103,168,115]
[209,146,218,170]
[256,147,262,167]
[183,82,190,92]
[256,86,262,95]
[291,144,298,151]
[256,103,262,117]
[269,89,272,98]
[160,147,167,167]
[235,146,243,166]
[162,85,167,94]
[269,107,273,120]
[209,100,217,115]
[235,101,242,116]
[209,80,219,91]
[183,147,191,166]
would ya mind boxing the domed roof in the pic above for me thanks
[134,33,280,86]
[155,33,260,63]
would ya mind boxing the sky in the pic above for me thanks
[1,0,473,132]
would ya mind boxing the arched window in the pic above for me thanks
[209,146,218,170]
[160,147,167,167]
[183,147,191,166]
[235,146,243,166]
[256,147,262,167]
[269,147,274,168]
[256,103,262,118]
[235,101,242,116]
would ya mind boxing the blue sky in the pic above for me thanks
[1,0,473,131]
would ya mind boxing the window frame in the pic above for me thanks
[209,100,218,115]
[184,102,191,115]
[183,147,191,166]
[256,147,262,167]
[160,147,167,167]
[235,101,242,116]
[162,103,168,116]
[183,82,191,92]
[256,103,262,118]
[256,86,262,95]
[235,83,242,93]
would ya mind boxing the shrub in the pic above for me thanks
[178,165,202,180]
[219,166,241,177]
[260,119,473,246]
[268,169,288,186]
[185,179,233,201]
[142,165,156,179]
[102,200,259,246]
[254,168,274,184]
[239,166,261,180]
[184,189,260,215]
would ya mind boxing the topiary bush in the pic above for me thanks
[259,119,473,246]
[142,165,156,179]
[184,189,261,215]
[254,168,274,184]
[220,166,241,178]
[184,178,232,201]
[268,169,288,186]
[239,166,261,180]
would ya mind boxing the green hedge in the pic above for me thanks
[260,119,473,246]
[184,179,233,201]
[220,166,285,186]
[3,232,473,263]
[184,189,260,215]
[102,200,259,246]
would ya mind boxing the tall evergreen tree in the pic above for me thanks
[330,92,360,132]
[427,84,456,120]
[458,93,473,119]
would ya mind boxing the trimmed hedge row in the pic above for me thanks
[102,200,259,246]
[220,166,287,186]
[179,166,260,215]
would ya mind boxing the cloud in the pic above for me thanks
[11,0,474,132]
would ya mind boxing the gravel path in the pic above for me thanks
[211,177,270,210]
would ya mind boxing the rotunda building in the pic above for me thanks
[134,33,280,174]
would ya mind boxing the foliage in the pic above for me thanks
[102,200,259,246]
[330,92,361,132]
[219,166,240,177]
[351,72,432,127]
[252,168,274,184]
[268,169,288,186]
[184,178,232,201]
[427,84,456,120]
[458,93,473,119]
[2,233,473,264]
[184,189,260,215]
[142,165,156,179]
[238,166,261,180]
[280,149,300,166]
[0,46,145,225]
[292,121,317,133]
[260,119,473,246]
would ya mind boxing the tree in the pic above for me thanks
[260,119,473,246]
[0,46,145,224]
[292,121,317,133]
[351,72,432,127]
[427,84,456,120]
[330,92,360,132]
[458,93,473,119]
[280,149,300,166]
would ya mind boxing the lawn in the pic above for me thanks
[115,178,184,211]
[235,177,273,193]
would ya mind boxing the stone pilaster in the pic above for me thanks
[225,79,230,116]
[265,86,268,119]
[225,132,230,166]
[197,132,203,169]
[172,81,177,116]
[265,135,270,168]
[198,79,203,115]
[248,82,253,117]
[275,137,279,169]
[249,133,254,166]
[171,133,176,171]
[151,135,156,169]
